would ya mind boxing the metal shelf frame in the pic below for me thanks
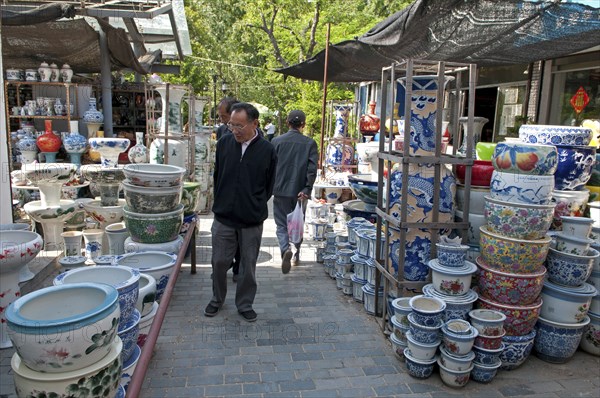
[371,59,478,330]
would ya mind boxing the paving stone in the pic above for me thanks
[242,381,280,394]
[374,384,412,396]
[300,389,339,398]
[498,384,537,396]
[407,382,444,393]
[278,379,317,392]
[336,387,377,397]
[363,365,400,376]
[260,370,297,382]
[203,384,243,397]
[292,351,324,361]
[224,372,261,383]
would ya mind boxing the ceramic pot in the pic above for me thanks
[489,170,554,205]
[457,116,489,158]
[181,181,201,215]
[325,142,354,169]
[579,311,600,356]
[88,138,130,168]
[519,124,593,146]
[361,283,384,315]
[406,331,440,360]
[347,174,378,210]
[11,337,122,398]
[194,126,213,164]
[553,144,597,191]
[49,63,59,82]
[438,344,475,371]
[436,243,469,267]
[441,323,478,356]
[551,189,590,230]
[438,360,473,388]
[468,309,506,337]
[82,97,104,124]
[6,283,120,373]
[397,75,453,155]
[471,359,502,383]
[63,131,87,167]
[124,235,184,254]
[6,68,22,80]
[113,251,178,301]
[476,142,497,161]
[389,334,408,361]
[407,313,443,345]
[428,259,477,296]
[137,301,158,348]
[332,104,352,138]
[478,226,551,274]
[123,204,184,244]
[560,216,595,238]
[128,132,148,164]
[117,309,140,362]
[474,330,506,350]
[455,160,494,187]
[61,230,83,257]
[555,233,593,256]
[53,265,140,329]
[409,295,447,327]
[499,329,536,370]
[492,141,558,175]
[545,247,598,287]
[403,348,437,379]
[540,280,596,324]
[477,295,542,336]
[25,69,37,81]
[421,284,478,322]
[476,257,546,305]
[120,344,141,392]
[105,222,130,256]
[122,181,182,214]
[16,130,38,153]
[124,163,186,187]
[534,315,590,363]
[136,273,157,317]
[38,61,51,82]
[82,228,104,260]
[484,196,555,240]
[60,64,73,83]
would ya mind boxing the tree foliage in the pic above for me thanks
[167,0,411,139]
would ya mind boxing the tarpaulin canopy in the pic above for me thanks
[276,0,600,82]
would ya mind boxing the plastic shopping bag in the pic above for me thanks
[287,201,305,244]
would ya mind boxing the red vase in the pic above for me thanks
[36,120,61,153]
[359,101,380,136]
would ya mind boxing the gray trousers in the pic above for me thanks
[273,196,304,258]
[210,219,263,312]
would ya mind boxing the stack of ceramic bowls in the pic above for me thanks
[122,164,185,248]
[468,309,505,381]
[583,229,600,356]
[6,284,123,398]
[534,215,598,363]
[438,319,478,388]
[518,124,596,230]
[335,248,353,295]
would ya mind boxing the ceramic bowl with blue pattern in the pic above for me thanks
[545,247,598,287]
[519,124,593,146]
[403,348,437,379]
[534,315,590,364]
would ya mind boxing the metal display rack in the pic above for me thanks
[372,60,477,330]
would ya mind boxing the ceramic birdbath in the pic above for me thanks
[88,137,130,168]
[0,230,43,348]
[21,163,79,251]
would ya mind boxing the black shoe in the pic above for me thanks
[204,303,220,317]
[232,273,239,283]
[239,309,257,322]
[281,250,292,274]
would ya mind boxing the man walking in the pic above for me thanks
[271,110,318,274]
[205,102,277,322]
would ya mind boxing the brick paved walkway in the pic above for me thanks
[1,206,599,398]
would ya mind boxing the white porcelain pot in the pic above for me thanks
[6,283,120,373]
[12,337,123,397]
[406,331,440,360]
[136,273,157,317]
[555,233,593,256]
[53,265,140,329]
[438,344,475,371]
[117,309,140,362]
[489,170,554,205]
[560,216,595,238]
[580,311,600,356]
[441,323,478,356]
[123,163,186,188]
[113,251,177,301]
[540,280,597,324]
[428,259,477,296]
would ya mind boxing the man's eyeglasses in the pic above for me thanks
[226,122,248,131]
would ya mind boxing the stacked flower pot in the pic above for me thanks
[476,139,558,370]
[581,227,600,356]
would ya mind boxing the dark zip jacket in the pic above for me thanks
[212,133,277,228]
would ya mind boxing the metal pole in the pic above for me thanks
[318,23,331,171]
[98,20,114,137]
[126,219,197,398]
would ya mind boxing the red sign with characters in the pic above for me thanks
[570,86,589,114]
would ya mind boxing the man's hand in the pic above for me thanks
[298,192,309,200]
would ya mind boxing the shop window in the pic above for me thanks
[549,67,600,125]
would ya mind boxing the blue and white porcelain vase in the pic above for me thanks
[128,132,148,164]
[326,142,355,171]
[150,138,187,169]
[333,105,352,138]
[16,130,38,164]
[83,97,104,124]
[63,131,87,167]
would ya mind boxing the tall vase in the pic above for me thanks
[0,268,21,348]
[155,86,188,135]
[397,75,454,155]
[333,105,353,138]
[83,98,104,124]
[60,64,73,83]
[36,120,61,162]
[128,132,148,164]
[150,138,187,169]
[194,126,213,165]
[190,97,208,133]
[458,116,489,158]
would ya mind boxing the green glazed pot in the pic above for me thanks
[123,204,184,244]
[181,181,201,215]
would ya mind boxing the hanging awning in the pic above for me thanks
[276,0,600,82]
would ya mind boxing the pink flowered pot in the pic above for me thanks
[484,196,555,240]
[479,226,551,274]
[477,294,542,337]
[476,257,546,306]
[551,189,590,230]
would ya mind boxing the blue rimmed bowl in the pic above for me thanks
[438,344,475,371]
[6,283,120,373]
[499,330,536,370]
[407,312,442,344]
[409,295,446,327]
[347,174,379,211]
[422,284,478,322]
[441,322,478,356]
[471,359,502,383]
[519,124,593,146]
[472,343,505,365]
[113,251,177,301]
[54,265,140,330]
[436,243,470,267]
[545,247,599,287]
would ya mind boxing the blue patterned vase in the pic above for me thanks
[63,131,87,167]
[333,105,352,138]
[83,98,104,124]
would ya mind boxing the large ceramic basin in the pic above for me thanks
[21,162,77,186]
[0,231,43,273]
[348,174,379,210]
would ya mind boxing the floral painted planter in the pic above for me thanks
[123,204,184,244]
[6,283,120,373]
[551,189,590,230]
[477,294,542,337]
[489,171,554,205]
[484,196,555,240]
[534,315,590,363]
[579,311,600,356]
[476,257,546,305]
[421,284,478,322]
[123,164,186,187]
[428,259,477,296]
[122,181,183,214]
[540,280,597,324]
[545,247,598,287]
[499,330,536,370]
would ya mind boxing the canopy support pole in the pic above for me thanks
[98,21,114,137]
[318,23,331,172]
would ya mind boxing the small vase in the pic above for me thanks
[60,64,73,83]
[105,222,129,255]
[458,116,489,158]
[36,120,61,162]
[359,101,380,137]
[16,130,38,153]
[63,131,87,167]
[50,63,60,82]
[83,98,104,124]
[83,228,104,260]
[38,61,51,82]
[128,132,148,163]
[61,230,83,257]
